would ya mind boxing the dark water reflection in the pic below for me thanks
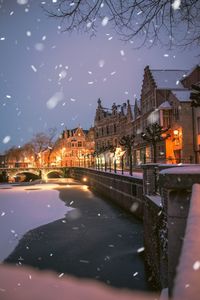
[2,178,151,291]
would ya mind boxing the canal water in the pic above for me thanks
[0,178,150,291]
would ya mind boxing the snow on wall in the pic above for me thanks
[173,184,200,300]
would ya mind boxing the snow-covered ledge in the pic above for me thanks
[172,183,200,300]
[0,264,157,300]
[159,165,200,296]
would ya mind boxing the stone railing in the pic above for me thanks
[172,183,200,300]
[159,165,200,297]
[142,163,200,298]
[69,167,144,218]
[70,165,200,298]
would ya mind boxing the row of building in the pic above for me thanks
[94,65,200,165]
[1,64,200,169]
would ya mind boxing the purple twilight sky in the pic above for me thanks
[0,0,200,154]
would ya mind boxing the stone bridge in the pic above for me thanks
[0,167,69,181]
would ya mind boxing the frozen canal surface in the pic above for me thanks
[0,179,151,291]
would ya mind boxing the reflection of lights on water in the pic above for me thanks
[82,185,88,191]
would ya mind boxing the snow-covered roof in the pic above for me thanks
[182,64,200,79]
[158,101,172,110]
[172,90,191,102]
[151,69,188,89]
[160,165,200,175]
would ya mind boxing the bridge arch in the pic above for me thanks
[15,172,40,181]
[7,169,41,182]
[1,167,70,182]
[45,170,63,178]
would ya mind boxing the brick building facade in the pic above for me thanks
[46,127,95,167]
[94,65,200,165]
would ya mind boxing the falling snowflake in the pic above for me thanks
[79,259,89,263]
[86,22,92,28]
[110,71,116,76]
[59,70,67,80]
[108,36,113,41]
[137,247,145,253]
[0,37,5,41]
[26,31,31,37]
[31,65,37,72]
[98,59,105,68]
[88,81,94,85]
[10,11,14,16]
[2,136,11,144]
[172,0,181,10]
[164,54,169,57]
[58,273,64,278]
[101,16,109,26]
[120,50,125,56]
[35,43,44,51]
[193,261,200,270]
[1,212,6,217]
[46,91,64,109]
[133,272,138,277]
[130,202,139,212]
[17,0,28,5]
[6,95,11,99]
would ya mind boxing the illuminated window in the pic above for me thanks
[78,141,82,147]
[163,110,171,128]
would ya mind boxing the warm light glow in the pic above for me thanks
[83,177,87,182]
[82,185,88,191]
[173,129,179,135]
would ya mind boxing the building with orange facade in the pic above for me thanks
[94,65,200,165]
[45,126,95,167]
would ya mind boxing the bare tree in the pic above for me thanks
[141,122,170,163]
[5,147,22,166]
[30,128,57,167]
[46,0,200,48]
[119,134,135,176]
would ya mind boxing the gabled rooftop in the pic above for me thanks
[171,90,191,102]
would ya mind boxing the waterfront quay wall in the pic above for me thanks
[70,165,200,299]
[69,167,164,290]
[69,168,144,218]
[142,164,200,298]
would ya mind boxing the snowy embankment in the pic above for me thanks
[0,183,73,261]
